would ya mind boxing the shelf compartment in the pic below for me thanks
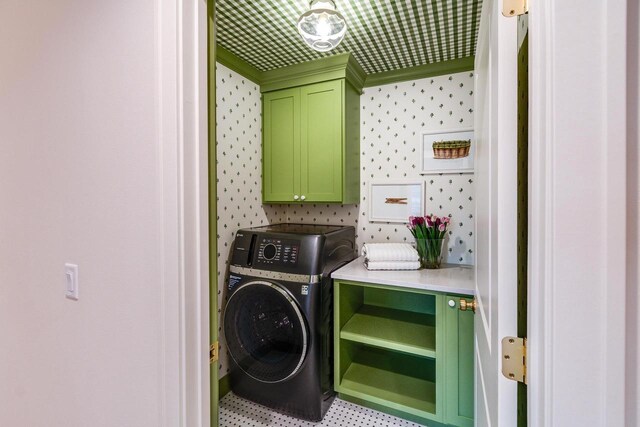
[340,305,436,358]
[337,344,438,420]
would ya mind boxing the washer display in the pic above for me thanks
[256,237,300,266]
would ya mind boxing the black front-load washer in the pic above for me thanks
[223,224,356,421]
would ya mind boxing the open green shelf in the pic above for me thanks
[337,344,438,420]
[340,305,437,358]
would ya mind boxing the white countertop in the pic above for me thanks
[332,257,475,296]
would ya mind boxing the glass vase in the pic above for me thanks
[415,238,445,269]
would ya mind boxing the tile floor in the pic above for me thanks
[219,392,423,426]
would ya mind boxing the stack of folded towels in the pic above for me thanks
[362,243,420,271]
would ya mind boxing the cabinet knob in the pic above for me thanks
[448,299,456,308]
[293,195,299,200]
[459,298,477,313]
[300,195,306,201]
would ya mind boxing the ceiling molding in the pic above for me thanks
[216,44,262,84]
[364,56,475,88]
[214,46,474,92]
[260,53,365,93]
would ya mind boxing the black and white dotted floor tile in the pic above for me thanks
[219,393,423,427]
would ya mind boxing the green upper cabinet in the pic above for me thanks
[300,80,343,202]
[261,54,364,204]
[263,88,300,202]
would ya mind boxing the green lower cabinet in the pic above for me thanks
[334,280,474,426]
[444,295,475,427]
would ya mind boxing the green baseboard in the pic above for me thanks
[219,374,231,399]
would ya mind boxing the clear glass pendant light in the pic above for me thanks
[297,0,347,52]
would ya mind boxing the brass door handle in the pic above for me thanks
[459,298,477,313]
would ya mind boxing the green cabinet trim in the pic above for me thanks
[260,53,366,93]
[334,279,474,426]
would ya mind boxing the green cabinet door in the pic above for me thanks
[299,80,343,202]
[444,295,475,427]
[263,88,300,202]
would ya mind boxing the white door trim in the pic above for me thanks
[528,1,628,425]
[157,0,210,425]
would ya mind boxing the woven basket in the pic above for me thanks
[432,139,471,159]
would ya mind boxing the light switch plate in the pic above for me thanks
[65,263,79,300]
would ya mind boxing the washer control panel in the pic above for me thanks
[256,237,300,266]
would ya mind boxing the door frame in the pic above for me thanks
[157,0,212,425]
[472,0,519,424]
[527,0,629,424]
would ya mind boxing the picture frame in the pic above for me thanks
[420,127,475,174]
[368,181,425,223]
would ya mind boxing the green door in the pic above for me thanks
[299,80,343,202]
[263,88,300,202]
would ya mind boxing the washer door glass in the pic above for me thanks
[223,281,308,383]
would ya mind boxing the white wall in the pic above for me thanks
[528,0,630,424]
[0,1,176,425]
[627,0,640,422]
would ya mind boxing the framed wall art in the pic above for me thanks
[421,128,475,174]
[368,181,425,223]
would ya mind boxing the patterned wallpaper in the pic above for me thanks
[215,63,265,377]
[215,63,475,377]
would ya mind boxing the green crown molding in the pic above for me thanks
[215,45,474,92]
[364,56,475,88]
[260,53,366,93]
[216,44,262,85]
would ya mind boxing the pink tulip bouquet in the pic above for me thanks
[407,215,451,269]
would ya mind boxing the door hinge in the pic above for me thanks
[209,341,219,364]
[502,0,529,17]
[501,336,527,384]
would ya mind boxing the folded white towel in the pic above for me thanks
[362,243,419,262]
[364,260,421,271]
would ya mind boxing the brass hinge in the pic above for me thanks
[502,0,529,17]
[209,341,219,364]
[501,336,527,384]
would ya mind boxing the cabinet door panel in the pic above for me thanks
[300,80,343,202]
[444,295,475,427]
[263,88,299,202]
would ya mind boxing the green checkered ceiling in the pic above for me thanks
[216,0,482,74]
